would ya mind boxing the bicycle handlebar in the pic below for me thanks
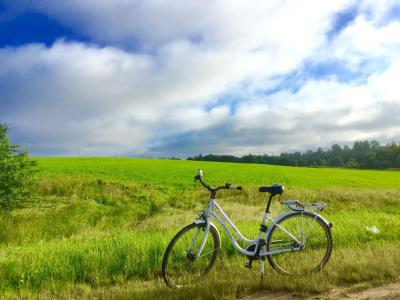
[227,184,243,190]
[194,169,242,194]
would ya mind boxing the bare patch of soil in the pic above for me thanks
[243,281,400,300]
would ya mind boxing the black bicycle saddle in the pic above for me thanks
[259,184,284,196]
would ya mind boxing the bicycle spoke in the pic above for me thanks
[267,212,332,274]
[304,217,317,242]
[187,228,201,252]
[162,223,220,288]
[198,247,220,258]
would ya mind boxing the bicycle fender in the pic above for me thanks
[193,220,221,239]
[266,210,331,237]
[316,213,333,228]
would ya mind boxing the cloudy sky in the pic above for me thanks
[0,1,400,157]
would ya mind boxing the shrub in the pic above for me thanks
[0,123,37,208]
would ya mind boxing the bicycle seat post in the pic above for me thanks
[265,194,273,213]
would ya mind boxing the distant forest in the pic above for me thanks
[187,141,400,169]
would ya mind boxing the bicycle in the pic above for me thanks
[162,170,333,288]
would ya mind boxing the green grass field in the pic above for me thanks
[0,158,399,299]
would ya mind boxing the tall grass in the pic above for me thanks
[0,158,398,298]
[37,157,400,189]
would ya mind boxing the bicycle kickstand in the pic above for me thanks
[260,256,265,282]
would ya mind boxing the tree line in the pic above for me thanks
[187,141,400,169]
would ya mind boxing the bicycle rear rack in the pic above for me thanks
[282,200,326,212]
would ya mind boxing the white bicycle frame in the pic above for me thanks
[194,197,305,259]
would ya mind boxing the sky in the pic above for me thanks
[0,0,400,158]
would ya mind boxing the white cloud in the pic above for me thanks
[19,0,349,49]
[201,58,400,155]
[0,41,236,155]
[1,1,400,156]
[328,16,400,67]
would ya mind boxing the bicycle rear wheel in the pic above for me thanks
[162,223,220,288]
[266,211,332,274]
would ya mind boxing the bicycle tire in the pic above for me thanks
[162,222,220,288]
[266,211,332,274]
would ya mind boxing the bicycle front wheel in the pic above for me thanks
[162,223,220,288]
[266,211,332,274]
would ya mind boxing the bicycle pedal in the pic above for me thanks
[244,260,253,269]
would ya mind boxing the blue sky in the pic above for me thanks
[0,1,400,157]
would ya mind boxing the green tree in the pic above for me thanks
[346,159,359,168]
[331,144,342,155]
[241,154,257,163]
[364,152,377,168]
[329,156,343,167]
[0,123,37,209]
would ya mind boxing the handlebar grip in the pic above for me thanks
[229,185,242,190]
[194,169,203,182]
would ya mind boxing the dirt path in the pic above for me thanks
[243,281,400,300]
